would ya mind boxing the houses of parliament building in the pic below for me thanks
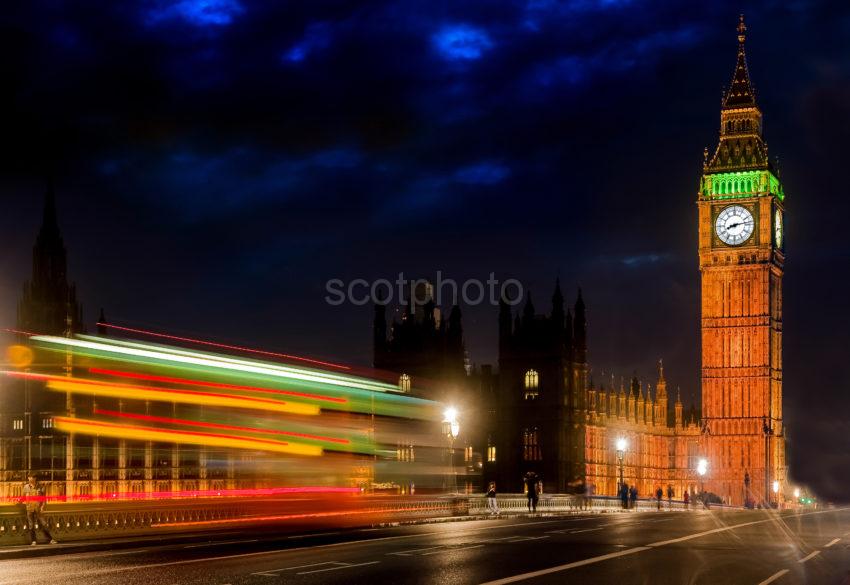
[375,17,787,507]
[1,18,787,506]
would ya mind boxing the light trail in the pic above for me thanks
[39,335,399,395]
[54,417,323,456]
[48,378,320,415]
[96,322,351,370]
[2,485,361,504]
[93,408,351,444]
[89,367,348,404]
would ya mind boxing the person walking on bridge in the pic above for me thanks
[486,482,499,515]
[22,475,56,545]
[656,486,663,510]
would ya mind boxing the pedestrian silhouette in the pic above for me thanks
[22,475,56,545]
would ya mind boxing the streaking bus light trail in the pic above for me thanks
[95,322,351,370]
[54,418,324,456]
[93,409,352,445]
[88,368,348,404]
[42,377,321,416]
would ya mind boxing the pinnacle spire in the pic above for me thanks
[724,15,756,108]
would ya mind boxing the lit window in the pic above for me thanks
[487,445,496,463]
[524,369,539,400]
[398,374,411,392]
[13,419,23,431]
[42,418,53,429]
[522,428,542,461]
[397,443,414,462]
[464,446,472,462]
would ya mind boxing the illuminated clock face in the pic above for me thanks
[775,209,783,248]
[715,205,755,246]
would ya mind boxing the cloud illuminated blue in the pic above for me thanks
[454,162,511,185]
[283,22,333,63]
[432,24,493,61]
[146,0,244,27]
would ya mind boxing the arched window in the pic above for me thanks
[523,428,542,461]
[398,373,411,392]
[524,369,539,400]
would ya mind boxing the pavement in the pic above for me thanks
[1,508,849,584]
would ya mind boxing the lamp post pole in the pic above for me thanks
[443,407,459,494]
[615,438,627,497]
[697,458,708,509]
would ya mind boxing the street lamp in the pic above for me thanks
[793,487,800,499]
[442,407,460,493]
[772,480,780,508]
[697,458,708,508]
[615,438,627,495]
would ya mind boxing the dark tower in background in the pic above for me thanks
[17,183,84,336]
[372,281,468,394]
[491,281,589,493]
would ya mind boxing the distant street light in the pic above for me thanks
[697,458,708,508]
[616,438,627,493]
[772,480,780,508]
[793,487,801,499]
[442,407,460,493]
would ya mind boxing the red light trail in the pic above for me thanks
[96,322,351,370]
[93,408,351,444]
[89,368,347,404]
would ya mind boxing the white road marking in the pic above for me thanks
[825,538,840,548]
[252,561,343,576]
[421,544,484,555]
[480,508,849,585]
[756,569,789,585]
[185,539,257,548]
[570,527,603,534]
[297,561,380,575]
[798,551,820,563]
[287,531,340,539]
[388,546,443,556]
[479,547,651,585]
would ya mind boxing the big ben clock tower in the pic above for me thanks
[699,16,786,506]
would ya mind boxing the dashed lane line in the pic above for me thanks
[297,561,380,575]
[756,569,789,585]
[824,538,840,548]
[798,551,820,564]
[478,546,652,585]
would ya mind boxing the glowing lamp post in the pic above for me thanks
[442,407,460,493]
[616,438,627,493]
[793,487,800,500]
[697,458,708,508]
[773,480,780,508]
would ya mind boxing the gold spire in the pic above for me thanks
[724,14,756,108]
[737,13,747,44]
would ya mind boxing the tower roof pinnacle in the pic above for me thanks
[724,15,756,108]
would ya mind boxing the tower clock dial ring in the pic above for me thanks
[715,205,755,246]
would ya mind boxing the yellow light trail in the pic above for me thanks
[54,417,323,456]
[46,379,320,416]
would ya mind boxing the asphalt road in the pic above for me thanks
[2,508,850,584]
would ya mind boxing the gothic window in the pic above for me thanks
[398,373,411,392]
[487,445,496,462]
[13,418,23,431]
[42,418,53,429]
[464,446,472,463]
[522,428,542,461]
[397,442,415,462]
[524,369,539,400]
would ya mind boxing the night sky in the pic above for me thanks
[1,1,849,500]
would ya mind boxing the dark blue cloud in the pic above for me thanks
[432,24,494,61]
[145,0,245,27]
